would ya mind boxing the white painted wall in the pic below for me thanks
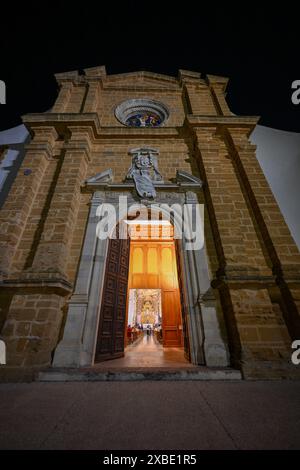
[251,125,300,249]
[0,124,30,207]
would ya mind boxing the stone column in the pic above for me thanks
[0,127,58,279]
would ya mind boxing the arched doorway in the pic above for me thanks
[52,190,229,370]
[94,220,190,364]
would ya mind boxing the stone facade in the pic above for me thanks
[0,66,299,381]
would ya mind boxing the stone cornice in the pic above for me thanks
[23,142,56,160]
[206,75,229,91]
[22,113,261,140]
[103,70,178,85]
[81,181,203,193]
[97,127,180,137]
[22,113,101,139]
[22,113,182,139]
[101,86,181,93]
[186,115,260,133]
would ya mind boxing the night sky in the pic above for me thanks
[1,2,299,132]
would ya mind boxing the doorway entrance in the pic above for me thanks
[52,190,230,370]
[127,239,183,348]
[94,222,188,364]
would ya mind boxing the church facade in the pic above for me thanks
[0,66,299,381]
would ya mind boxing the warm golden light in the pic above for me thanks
[127,224,183,348]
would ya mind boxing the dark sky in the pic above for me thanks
[1,2,299,132]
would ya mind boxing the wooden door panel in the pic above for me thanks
[95,236,130,362]
[175,240,191,360]
[163,290,181,346]
[162,274,175,289]
[164,327,178,343]
[147,274,159,288]
[132,273,145,288]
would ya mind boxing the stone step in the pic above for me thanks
[37,366,242,382]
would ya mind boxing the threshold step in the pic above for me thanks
[37,366,242,382]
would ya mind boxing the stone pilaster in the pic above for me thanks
[28,127,92,280]
[83,82,100,112]
[1,292,65,372]
[51,82,73,112]
[206,75,231,116]
[53,192,107,367]
[192,124,293,376]
[179,70,217,115]
[0,127,58,279]
[194,127,272,279]
[224,128,300,338]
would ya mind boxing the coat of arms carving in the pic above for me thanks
[126,147,163,199]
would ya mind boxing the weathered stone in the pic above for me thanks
[0,67,299,380]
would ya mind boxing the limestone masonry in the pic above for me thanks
[0,66,299,381]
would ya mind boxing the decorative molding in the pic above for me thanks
[176,170,203,187]
[187,114,260,134]
[22,113,181,139]
[199,287,216,304]
[85,169,113,184]
[22,113,101,139]
[83,167,202,194]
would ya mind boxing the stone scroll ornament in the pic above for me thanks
[126,148,163,199]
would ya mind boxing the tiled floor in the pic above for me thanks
[99,332,192,368]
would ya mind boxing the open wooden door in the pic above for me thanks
[94,236,130,362]
[160,244,182,347]
[175,240,191,361]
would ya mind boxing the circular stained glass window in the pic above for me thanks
[126,112,161,127]
[115,99,169,127]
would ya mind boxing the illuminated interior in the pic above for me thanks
[126,222,183,348]
[127,289,162,329]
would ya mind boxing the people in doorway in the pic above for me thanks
[127,324,133,344]
[155,324,162,342]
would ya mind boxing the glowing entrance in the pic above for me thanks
[127,237,184,348]
[127,288,162,332]
[94,220,187,364]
